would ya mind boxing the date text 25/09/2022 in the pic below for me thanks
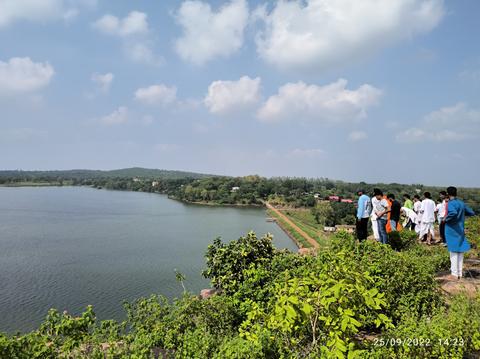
[374,338,465,347]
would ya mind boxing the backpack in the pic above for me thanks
[365,197,373,216]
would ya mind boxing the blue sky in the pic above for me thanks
[0,0,479,186]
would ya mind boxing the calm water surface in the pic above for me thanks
[0,186,296,333]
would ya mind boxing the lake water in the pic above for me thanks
[0,186,296,333]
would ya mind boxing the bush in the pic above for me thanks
[125,294,240,357]
[203,232,276,295]
[239,250,392,357]
[368,295,480,358]
[352,240,445,323]
[330,232,448,323]
[213,337,264,359]
[230,250,309,310]
[388,230,417,251]
[465,216,480,258]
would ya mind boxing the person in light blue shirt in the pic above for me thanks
[356,189,371,241]
[444,186,475,279]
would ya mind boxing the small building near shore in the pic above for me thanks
[335,225,355,234]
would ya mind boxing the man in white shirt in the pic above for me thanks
[373,188,390,244]
[419,192,436,244]
[401,207,417,227]
[370,192,381,241]
[435,191,448,245]
[413,195,422,234]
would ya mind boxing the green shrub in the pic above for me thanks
[125,293,240,357]
[466,216,480,258]
[353,240,445,323]
[330,232,448,323]
[388,230,417,251]
[203,232,276,295]
[367,295,480,358]
[232,250,310,310]
[213,337,264,359]
[240,250,392,358]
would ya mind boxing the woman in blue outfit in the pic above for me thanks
[444,186,475,279]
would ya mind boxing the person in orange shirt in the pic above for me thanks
[387,193,402,232]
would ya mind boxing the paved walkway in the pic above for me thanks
[266,202,319,249]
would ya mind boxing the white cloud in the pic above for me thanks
[348,131,368,141]
[255,0,444,71]
[0,0,96,27]
[91,72,114,93]
[397,103,480,143]
[0,57,54,95]
[257,79,381,123]
[205,76,261,115]
[93,11,148,37]
[98,106,129,125]
[174,0,249,65]
[134,85,177,106]
[125,42,163,66]
[93,12,162,66]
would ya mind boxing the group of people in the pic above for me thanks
[356,186,475,280]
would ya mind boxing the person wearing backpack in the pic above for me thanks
[356,189,371,241]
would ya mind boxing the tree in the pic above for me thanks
[312,202,335,227]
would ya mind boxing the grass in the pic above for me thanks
[267,209,310,248]
[280,209,331,248]
[267,208,331,249]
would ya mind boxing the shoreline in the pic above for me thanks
[0,183,69,187]
[167,196,263,209]
[266,203,320,249]
[268,215,303,249]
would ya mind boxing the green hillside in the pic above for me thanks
[0,167,213,181]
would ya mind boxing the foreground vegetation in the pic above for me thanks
[1,227,479,358]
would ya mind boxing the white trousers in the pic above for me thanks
[371,218,379,240]
[419,221,435,239]
[449,252,464,278]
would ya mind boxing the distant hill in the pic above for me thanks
[0,167,214,180]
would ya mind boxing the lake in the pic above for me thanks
[0,186,296,333]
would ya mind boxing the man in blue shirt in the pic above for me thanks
[356,189,371,241]
[444,186,475,279]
